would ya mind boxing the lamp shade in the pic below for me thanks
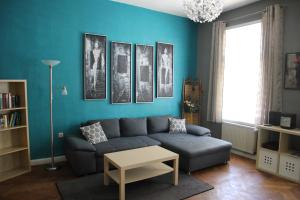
[61,86,68,96]
[42,60,61,66]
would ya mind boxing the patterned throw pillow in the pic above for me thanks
[80,122,108,144]
[169,118,187,134]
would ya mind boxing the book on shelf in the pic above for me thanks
[0,112,21,128]
[0,93,20,110]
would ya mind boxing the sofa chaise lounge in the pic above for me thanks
[64,116,232,176]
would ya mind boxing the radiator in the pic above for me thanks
[222,122,258,154]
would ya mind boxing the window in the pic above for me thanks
[222,21,262,125]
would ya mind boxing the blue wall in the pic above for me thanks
[0,0,197,159]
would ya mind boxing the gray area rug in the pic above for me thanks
[57,172,213,200]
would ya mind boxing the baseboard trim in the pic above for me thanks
[231,149,256,160]
[31,155,66,166]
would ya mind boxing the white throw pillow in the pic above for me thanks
[80,122,108,144]
[169,118,187,134]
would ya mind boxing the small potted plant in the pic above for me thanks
[184,99,200,113]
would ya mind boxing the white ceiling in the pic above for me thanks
[112,0,261,17]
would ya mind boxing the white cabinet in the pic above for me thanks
[257,125,300,184]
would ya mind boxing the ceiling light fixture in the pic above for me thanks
[183,0,224,23]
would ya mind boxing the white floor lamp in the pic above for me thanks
[42,59,67,171]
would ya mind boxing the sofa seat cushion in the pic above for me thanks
[94,136,161,157]
[149,133,232,158]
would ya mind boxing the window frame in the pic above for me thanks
[222,20,262,126]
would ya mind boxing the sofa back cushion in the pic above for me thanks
[86,119,120,139]
[120,117,148,137]
[147,115,171,134]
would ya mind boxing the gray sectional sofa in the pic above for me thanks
[64,116,232,176]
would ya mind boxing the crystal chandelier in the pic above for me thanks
[183,0,224,23]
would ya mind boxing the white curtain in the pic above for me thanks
[255,4,284,125]
[207,21,226,123]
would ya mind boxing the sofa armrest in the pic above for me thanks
[64,136,96,152]
[186,124,211,136]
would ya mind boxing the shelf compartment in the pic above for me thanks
[0,146,28,156]
[0,108,27,130]
[279,133,300,155]
[279,153,300,182]
[258,148,279,174]
[0,167,30,182]
[0,130,28,152]
[0,151,30,177]
[0,81,27,108]
[107,162,173,184]
[258,129,280,151]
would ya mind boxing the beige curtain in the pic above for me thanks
[207,21,226,123]
[256,4,284,125]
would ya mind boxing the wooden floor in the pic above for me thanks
[0,154,299,200]
[189,155,300,200]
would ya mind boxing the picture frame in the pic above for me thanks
[110,41,132,104]
[135,44,154,103]
[284,52,300,89]
[156,42,174,98]
[83,33,107,100]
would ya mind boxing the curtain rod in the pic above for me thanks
[224,9,266,23]
[224,5,284,23]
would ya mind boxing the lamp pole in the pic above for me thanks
[49,64,55,170]
[42,60,61,171]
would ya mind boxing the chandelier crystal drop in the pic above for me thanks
[183,0,224,23]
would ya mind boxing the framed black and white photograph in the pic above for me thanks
[111,42,132,104]
[135,44,154,103]
[156,42,174,98]
[285,52,300,89]
[83,33,106,100]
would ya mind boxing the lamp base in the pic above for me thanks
[46,165,61,171]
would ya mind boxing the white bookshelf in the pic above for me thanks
[0,80,31,182]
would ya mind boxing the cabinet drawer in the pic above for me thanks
[258,148,278,174]
[279,154,300,182]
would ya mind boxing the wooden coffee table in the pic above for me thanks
[103,146,179,200]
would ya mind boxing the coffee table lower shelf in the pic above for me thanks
[107,162,173,184]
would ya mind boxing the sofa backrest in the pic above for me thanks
[147,115,171,134]
[85,118,120,139]
[120,117,148,137]
[82,115,172,139]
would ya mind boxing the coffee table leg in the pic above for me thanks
[119,169,125,200]
[173,157,179,186]
[104,157,110,186]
